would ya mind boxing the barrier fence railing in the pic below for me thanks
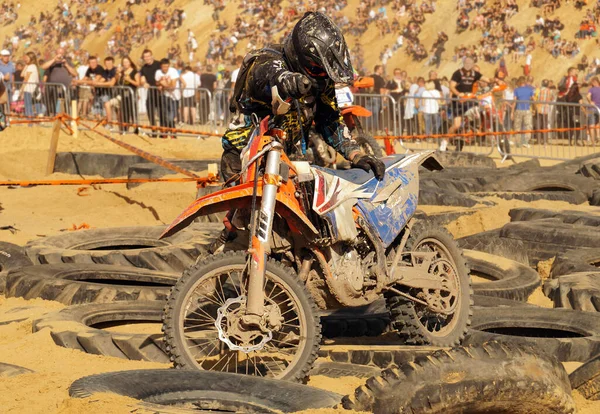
[8,81,71,120]
[4,81,600,161]
[398,95,501,156]
[73,85,137,133]
[494,98,600,161]
[213,88,234,134]
[394,95,600,160]
[352,93,399,136]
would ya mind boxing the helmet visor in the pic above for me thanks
[313,41,354,86]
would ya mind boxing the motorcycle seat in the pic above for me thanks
[315,155,406,185]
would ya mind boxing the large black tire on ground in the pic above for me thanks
[551,153,600,172]
[342,341,575,413]
[457,230,529,265]
[33,301,168,362]
[468,191,589,205]
[0,241,32,294]
[489,172,599,197]
[591,188,600,206]
[163,250,321,382]
[355,133,384,158]
[463,306,600,362]
[5,264,175,305]
[578,161,600,180]
[69,369,342,413]
[126,159,220,188]
[25,224,221,273]
[418,187,481,207]
[472,295,537,308]
[385,220,473,347]
[320,299,389,338]
[433,151,497,168]
[319,295,529,340]
[420,175,486,193]
[544,272,600,312]
[0,362,34,377]
[464,249,540,301]
[499,221,600,264]
[309,361,381,379]
[509,208,600,226]
[570,353,600,400]
[551,248,600,278]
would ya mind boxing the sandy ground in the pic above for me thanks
[0,126,224,244]
[1,125,600,413]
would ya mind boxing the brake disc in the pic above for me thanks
[215,296,273,354]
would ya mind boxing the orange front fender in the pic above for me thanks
[161,181,319,239]
[341,105,372,117]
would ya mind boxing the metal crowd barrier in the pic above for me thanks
[494,98,600,161]
[396,95,600,160]
[398,95,497,156]
[74,85,137,133]
[352,93,399,136]
[134,86,215,137]
[213,88,234,134]
[5,81,600,161]
[8,81,71,119]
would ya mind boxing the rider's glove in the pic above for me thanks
[352,154,385,181]
[277,72,312,99]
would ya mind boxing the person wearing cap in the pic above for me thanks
[0,50,15,82]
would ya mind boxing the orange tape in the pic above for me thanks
[0,175,218,187]
[375,126,599,141]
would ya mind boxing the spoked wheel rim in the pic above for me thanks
[177,264,308,379]
[411,237,462,337]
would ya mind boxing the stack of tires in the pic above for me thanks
[419,153,600,208]
[0,224,222,362]
[2,209,600,411]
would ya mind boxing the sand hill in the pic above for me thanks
[0,0,597,82]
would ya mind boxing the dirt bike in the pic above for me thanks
[160,104,472,381]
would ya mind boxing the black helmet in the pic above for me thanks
[283,12,354,85]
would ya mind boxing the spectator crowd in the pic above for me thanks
[0,0,599,147]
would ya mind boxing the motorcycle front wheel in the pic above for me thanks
[162,251,321,382]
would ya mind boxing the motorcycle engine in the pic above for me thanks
[329,231,378,296]
[331,247,364,292]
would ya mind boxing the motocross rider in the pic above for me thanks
[220,11,385,182]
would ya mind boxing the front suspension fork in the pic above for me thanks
[245,148,282,319]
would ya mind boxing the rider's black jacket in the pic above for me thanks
[223,47,361,161]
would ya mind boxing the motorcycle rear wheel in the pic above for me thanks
[386,220,473,347]
[162,251,321,383]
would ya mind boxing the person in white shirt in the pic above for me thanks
[421,81,442,138]
[74,61,91,118]
[525,53,532,76]
[404,80,420,134]
[155,59,180,136]
[20,51,40,119]
[180,65,201,124]
[188,30,198,61]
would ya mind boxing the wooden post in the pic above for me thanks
[46,99,63,175]
[71,100,78,138]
